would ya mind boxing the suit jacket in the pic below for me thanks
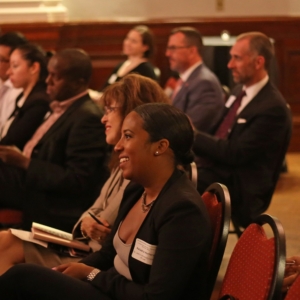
[102,61,158,90]
[10,93,109,231]
[81,169,212,300]
[193,80,292,227]
[173,64,224,134]
[0,82,50,150]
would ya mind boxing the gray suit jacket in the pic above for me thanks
[173,64,224,134]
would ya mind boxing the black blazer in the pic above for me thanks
[21,94,109,231]
[101,61,158,90]
[0,82,50,150]
[82,169,212,300]
[194,80,292,226]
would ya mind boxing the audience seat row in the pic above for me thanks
[0,177,296,299]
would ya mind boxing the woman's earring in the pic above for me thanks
[155,151,159,156]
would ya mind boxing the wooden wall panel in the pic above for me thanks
[1,17,300,150]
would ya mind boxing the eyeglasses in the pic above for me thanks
[166,46,191,52]
[103,106,122,115]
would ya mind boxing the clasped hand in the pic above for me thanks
[0,145,30,169]
[53,262,94,280]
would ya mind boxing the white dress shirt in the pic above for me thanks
[0,78,22,132]
[225,75,269,115]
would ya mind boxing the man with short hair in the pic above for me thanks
[166,27,224,174]
[0,32,27,131]
[193,32,292,227]
[0,49,108,232]
[165,27,224,135]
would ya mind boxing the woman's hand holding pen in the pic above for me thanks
[282,256,300,292]
[80,215,111,242]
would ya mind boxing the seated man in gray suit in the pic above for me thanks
[0,49,109,232]
[193,32,292,227]
[165,27,224,168]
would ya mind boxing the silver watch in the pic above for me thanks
[87,268,100,281]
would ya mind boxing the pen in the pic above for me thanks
[286,260,296,266]
[88,212,107,227]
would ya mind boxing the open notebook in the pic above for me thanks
[10,223,90,252]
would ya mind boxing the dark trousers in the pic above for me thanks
[0,264,112,300]
[0,161,25,209]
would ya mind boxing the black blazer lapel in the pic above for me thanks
[229,81,271,134]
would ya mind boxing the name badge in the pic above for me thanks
[132,239,157,265]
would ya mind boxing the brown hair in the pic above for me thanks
[131,25,155,58]
[102,73,169,169]
[170,26,203,56]
[236,32,274,70]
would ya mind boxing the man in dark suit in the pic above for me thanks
[0,49,109,231]
[193,32,292,227]
[165,27,224,135]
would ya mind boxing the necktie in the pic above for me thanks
[215,90,246,139]
[171,78,183,102]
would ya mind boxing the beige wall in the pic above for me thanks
[62,0,300,21]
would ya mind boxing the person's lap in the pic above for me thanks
[0,263,112,300]
[23,241,80,268]
[0,161,26,209]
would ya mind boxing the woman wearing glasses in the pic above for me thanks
[0,102,212,300]
[0,74,169,272]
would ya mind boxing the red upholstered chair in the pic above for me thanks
[201,182,231,298]
[219,214,286,300]
[0,209,23,229]
[284,273,300,300]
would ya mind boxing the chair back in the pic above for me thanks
[202,182,231,298]
[183,161,197,188]
[284,272,300,300]
[219,214,286,300]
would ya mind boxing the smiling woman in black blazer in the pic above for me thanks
[0,103,212,300]
[0,43,49,150]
